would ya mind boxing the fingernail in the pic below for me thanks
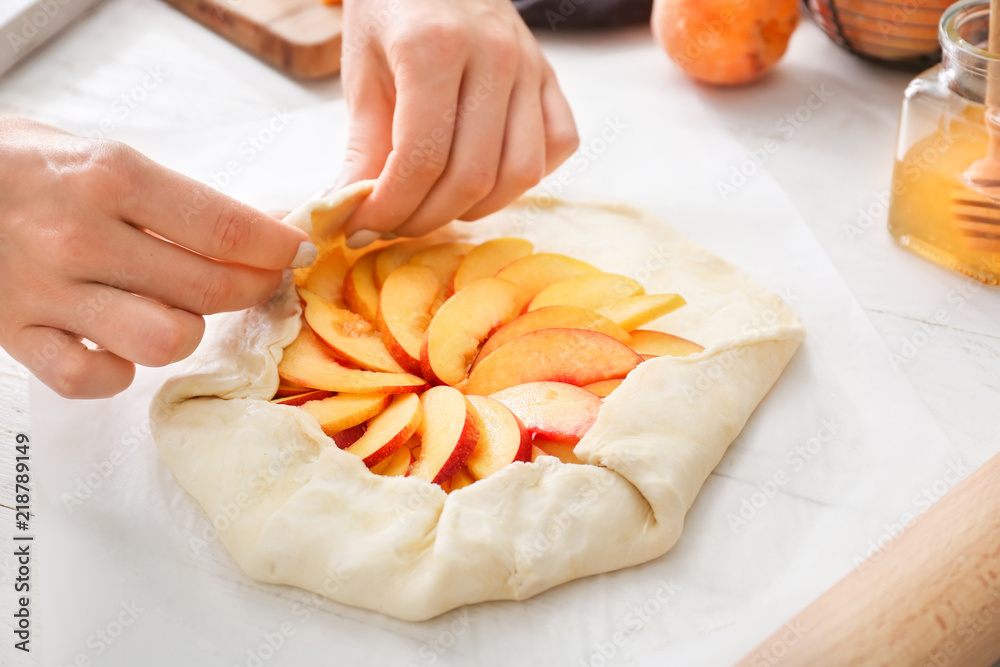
[345,229,380,250]
[290,241,318,269]
[380,231,399,241]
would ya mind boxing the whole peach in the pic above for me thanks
[652,0,800,86]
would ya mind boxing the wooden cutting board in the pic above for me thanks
[161,0,343,79]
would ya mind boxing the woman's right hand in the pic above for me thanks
[0,117,317,399]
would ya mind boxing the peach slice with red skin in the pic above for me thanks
[343,249,380,322]
[377,265,444,375]
[466,328,644,396]
[528,273,644,312]
[409,386,480,484]
[271,390,335,406]
[301,288,406,373]
[494,253,599,312]
[371,445,412,476]
[490,381,602,444]
[421,277,520,386]
[453,238,534,292]
[345,393,423,467]
[408,242,475,287]
[331,424,366,449]
[465,395,531,480]
[299,393,392,435]
[278,327,426,394]
[596,294,686,332]
[474,305,630,368]
[627,329,704,357]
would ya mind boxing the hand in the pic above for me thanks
[336,0,579,247]
[0,117,317,399]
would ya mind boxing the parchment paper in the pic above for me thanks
[27,101,960,667]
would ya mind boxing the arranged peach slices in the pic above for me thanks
[274,237,704,491]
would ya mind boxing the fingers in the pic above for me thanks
[458,63,546,222]
[342,43,465,238]
[392,45,518,236]
[333,52,397,193]
[66,219,285,316]
[539,66,580,176]
[7,326,135,399]
[53,283,206,369]
[110,146,315,270]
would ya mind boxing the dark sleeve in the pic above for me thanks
[513,0,653,30]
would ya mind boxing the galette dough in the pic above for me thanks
[151,183,805,622]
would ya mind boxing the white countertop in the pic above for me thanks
[1,0,998,664]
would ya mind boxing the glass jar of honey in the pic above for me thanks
[888,0,1000,284]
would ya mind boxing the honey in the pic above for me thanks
[887,0,1000,284]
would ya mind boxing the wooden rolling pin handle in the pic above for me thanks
[735,452,1000,666]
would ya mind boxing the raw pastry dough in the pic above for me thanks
[151,183,804,621]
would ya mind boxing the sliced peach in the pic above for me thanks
[299,393,392,435]
[300,246,351,306]
[444,468,475,492]
[534,439,584,464]
[331,424,366,449]
[408,242,475,287]
[371,445,413,476]
[494,253,599,312]
[421,277,520,386]
[474,305,630,368]
[490,382,602,444]
[466,395,531,480]
[345,393,423,467]
[583,379,623,398]
[409,386,479,484]
[274,378,310,398]
[271,389,334,406]
[377,265,445,375]
[342,249,380,322]
[453,238,534,292]
[466,329,643,395]
[278,327,426,394]
[301,288,405,373]
[528,273,643,312]
[530,445,547,462]
[374,240,429,288]
[627,329,704,357]
[596,294,686,331]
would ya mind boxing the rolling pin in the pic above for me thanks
[736,452,1000,666]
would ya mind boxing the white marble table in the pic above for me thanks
[1,0,998,664]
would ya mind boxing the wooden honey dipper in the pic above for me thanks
[955,0,1000,252]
